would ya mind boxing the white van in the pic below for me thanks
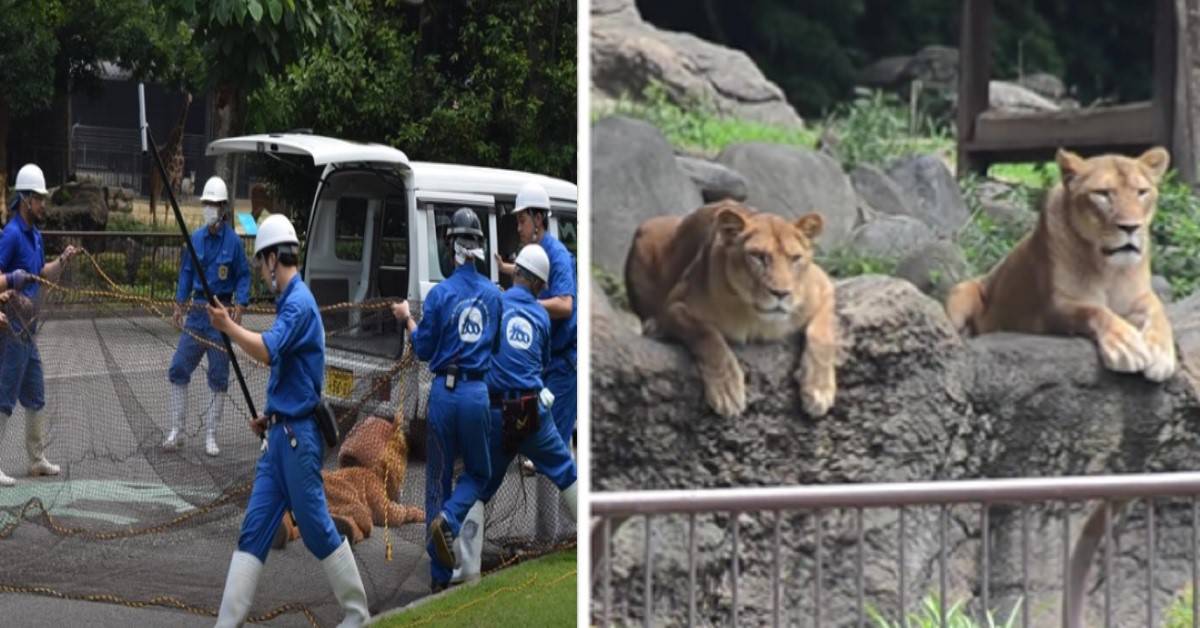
[207,133,577,424]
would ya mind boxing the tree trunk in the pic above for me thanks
[212,84,245,201]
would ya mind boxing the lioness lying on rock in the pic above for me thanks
[624,199,837,418]
[945,147,1176,382]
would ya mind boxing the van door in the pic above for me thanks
[415,191,496,300]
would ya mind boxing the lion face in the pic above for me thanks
[715,209,824,320]
[1057,147,1169,268]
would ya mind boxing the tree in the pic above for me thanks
[168,0,359,194]
[247,0,576,189]
[0,0,194,207]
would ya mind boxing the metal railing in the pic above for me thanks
[591,472,1200,627]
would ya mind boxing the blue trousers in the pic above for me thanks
[237,417,341,563]
[481,401,576,502]
[168,308,231,392]
[545,357,576,449]
[426,377,491,585]
[0,334,44,416]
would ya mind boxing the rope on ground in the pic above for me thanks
[401,562,578,627]
[0,583,322,626]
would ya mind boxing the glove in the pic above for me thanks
[6,269,31,291]
[539,387,555,410]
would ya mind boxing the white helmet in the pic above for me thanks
[254,213,300,257]
[200,176,228,204]
[513,181,551,217]
[514,244,550,283]
[14,164,48,196]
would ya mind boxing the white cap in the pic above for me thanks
[513,181,551,216]
[254,213,300,256]
[14,164,47,196]
[200,176,228,203]
[514,244,550,283]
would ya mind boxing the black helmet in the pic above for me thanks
[447,207,484,240]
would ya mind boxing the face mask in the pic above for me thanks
[203,205,219,227]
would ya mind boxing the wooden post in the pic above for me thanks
[956,0,994,177]
[1153,0,1177,152]
[1171,0,1197,185]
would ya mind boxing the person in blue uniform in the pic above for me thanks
[209,214,368,628]
[452,243,578,583]
[163,176,251,457]
[392,207,501,593]
[0,164,78,486]
[497,182,576,452]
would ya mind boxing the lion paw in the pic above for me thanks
[1142,330,1177,383]
[795,368,835,418]
[1097,324,1151,374]
[702,359,746,418]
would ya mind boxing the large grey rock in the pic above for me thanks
[847,215,934,261]
[895,240,972,299]
[716,143,857,248]
[990,80,1061,112]
[592,116,703,274]
[592,276,1200,627]
[591,0,803,127]
[857,55,913,89]
[886,155,970,236]
[850,163,911,218]
[903,45,959,89]
[1017,72,1067,100]
[972,179,1038,232]
[675,156,748,203]
[46,180,109,230]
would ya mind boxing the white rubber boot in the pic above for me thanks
[450,500,485,584]
[163,383,187,451]
[321,538,370,628]
[205,391,225,457]
[26,410,59,476]
[215,550,262,628]
[562,481,578,520]
[0,467,14,487]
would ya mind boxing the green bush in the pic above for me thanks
[591,265,629,312]
[816,247,899,279]
[595,82,818,156]
[1166,586,1195,628]
[868,594,1021,628]
[822,89,953,169]
[1151,173,1200,298]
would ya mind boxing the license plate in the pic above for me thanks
[325,366,354,399]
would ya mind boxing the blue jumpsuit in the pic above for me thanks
[481,284,576,501]
[539,232,577,448]
[0,213,46,416]
[412,262,501,586]
[169,224,251,392]
[237,274,341,562]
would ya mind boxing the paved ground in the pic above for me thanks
[0,316,574,627]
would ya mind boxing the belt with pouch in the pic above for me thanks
[434,370,486,382]
[193,291,234,303]
[267,400,340,449]
[490,389,539,407]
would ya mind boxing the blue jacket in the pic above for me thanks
[485,284,550,392]
[413,263,502,374]
[0,213,44,300]
[261,275,325,418]
[176,224,251,305]
[538,232,577,366]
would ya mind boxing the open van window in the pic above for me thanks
[424,202,492,280]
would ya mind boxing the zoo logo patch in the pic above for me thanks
[505,316,534,351]
[218,264,229,281]
[458,306,485,343]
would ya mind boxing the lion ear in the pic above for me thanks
[715,208,746,242]
[1138,146,1171,181]
[1056,148,1086,184]
[795,212,824,239]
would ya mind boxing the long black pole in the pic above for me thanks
[143,126,260,425]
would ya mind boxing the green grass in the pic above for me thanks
[374,550,576,627]
[822,89,954,169]
[1165,586,1195,628]
[868,594,1022,628]
[594,82,817,156]
[987,162,1059,189]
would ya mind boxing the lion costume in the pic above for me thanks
[275,415,423,547]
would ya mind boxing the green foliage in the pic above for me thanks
[816,247,898,279]
[1165,585,1195,628]
[867,594,1021,628]
[987,162,1059,191]
[591,265,628,312]
[105,214,181,234]
[0,4,59,116]
[1151,173,1200,298]
[955,175,1029,276]
[595,82,817,156]
[823,89,952,169]
[248,0,576,182]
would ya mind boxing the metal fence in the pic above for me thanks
[591,473,1200,628]
[39,230,271,308]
